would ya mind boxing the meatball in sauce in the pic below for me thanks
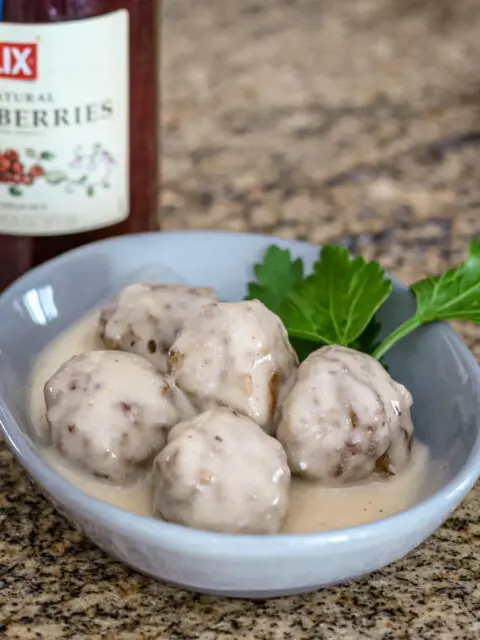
[168,300,298,433]
[99,283,218,373]
[44,350,184,483]
[153,407,291,534]
[276,345,414,483]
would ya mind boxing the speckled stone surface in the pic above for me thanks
[1,0,480,638]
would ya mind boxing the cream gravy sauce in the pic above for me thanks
[29,312,435,534]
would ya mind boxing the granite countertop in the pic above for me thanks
[1,0,479,638]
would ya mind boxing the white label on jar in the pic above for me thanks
[0,11,129,236]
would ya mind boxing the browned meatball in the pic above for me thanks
[276,345,414,483]
[44,350,184,483]
[168,300,298,433]
[152,407,291,534]
[99,283,218,372]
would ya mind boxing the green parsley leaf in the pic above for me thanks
[247,239,480,365]
[246,245,304,315]
[281,245,392,347]
[414,238,480,322]
[247,244,391,360]
[373,239,480,359]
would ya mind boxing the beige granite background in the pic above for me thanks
[1,0,480,638]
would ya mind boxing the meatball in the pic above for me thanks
[168,300,298,433]
[44,350,184,483]
[276,345,414,483]
[152,407,291,534]
[99,283,218,373]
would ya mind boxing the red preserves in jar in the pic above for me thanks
[0,0,160,291]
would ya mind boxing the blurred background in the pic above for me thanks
[162,0,479,309]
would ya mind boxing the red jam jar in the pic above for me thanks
[0,0,160,291]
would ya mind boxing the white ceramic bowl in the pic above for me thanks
[1,231,479,598]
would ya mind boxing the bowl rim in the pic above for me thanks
[1,230,479,558]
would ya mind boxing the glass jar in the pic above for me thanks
[0,0,160,291]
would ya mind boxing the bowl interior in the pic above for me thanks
[0,231,479,510]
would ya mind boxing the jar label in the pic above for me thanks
[0,11,130,236]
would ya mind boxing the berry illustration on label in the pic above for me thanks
[0,143,118,198]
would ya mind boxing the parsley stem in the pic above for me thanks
[372,316,421,360]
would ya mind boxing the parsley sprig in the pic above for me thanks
[247,240,480,361]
